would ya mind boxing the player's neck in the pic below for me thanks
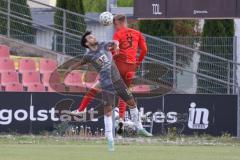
[89,44,98,51]
[117,25,127,31]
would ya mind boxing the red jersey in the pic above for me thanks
[113,27,147,64]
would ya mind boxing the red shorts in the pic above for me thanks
[114,60,137,87]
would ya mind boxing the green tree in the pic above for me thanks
[55,0,86,55]
[117,0,134,7]
[83,0,106,12]
[198,19,235,93]
[82,0,133,12]
[0,0,34,43]
[139,20,175,37]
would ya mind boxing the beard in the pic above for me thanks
[90,41,98,47]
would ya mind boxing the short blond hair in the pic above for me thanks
[113,14,126,23]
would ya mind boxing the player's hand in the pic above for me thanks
[114,46,120,55]
[135,61,142,69]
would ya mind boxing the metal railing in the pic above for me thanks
[0,0,239,95]
[0,0,100,56]
[144,34,239,94]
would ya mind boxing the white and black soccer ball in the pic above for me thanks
[99,11,113,26]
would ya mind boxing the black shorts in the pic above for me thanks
[113,79,133,102]
[101,79,133,106]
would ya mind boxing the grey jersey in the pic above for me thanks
[80,42,121,89]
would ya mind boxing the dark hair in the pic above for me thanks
[81,31,92,48]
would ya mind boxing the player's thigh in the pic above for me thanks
[101,89,115,107]
[114,79,134,102]
[115,61,136,86]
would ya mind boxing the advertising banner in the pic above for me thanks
[0,93,237,136]
[134,0,239,19]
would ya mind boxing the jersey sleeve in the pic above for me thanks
[138,32,148,63]
[111,33,121,55]
[103,41,119,51]
[113,32,120,41]
[79,56,88,65]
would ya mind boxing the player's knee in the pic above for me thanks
[104,105,112,116]
[127,99,136,108]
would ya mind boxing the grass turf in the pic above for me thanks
[0,136,240,160]
[0,144,240,160]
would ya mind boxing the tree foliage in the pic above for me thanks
[0,0,34,43]
[54,0,86,55]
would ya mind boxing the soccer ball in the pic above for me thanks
[99,12,113,26]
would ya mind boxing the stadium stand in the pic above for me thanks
[68,85,86,92]
[0,58,15,72]
[83,71,99,88]
[0,45,10,58]
[64,70,84,87]
[42,71,61,86]
[39,58,57,74]
[0,44,151,93]
[5,83,23,92]
[27,83,46,92]
[19,58,36,73]
[22,71,41,86]
[47,83,65,92]
[1,71,19,86]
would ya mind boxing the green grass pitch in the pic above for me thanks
[0,136,240,160]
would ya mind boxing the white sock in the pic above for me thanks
[104,115,113,141]
[130,107,143,130]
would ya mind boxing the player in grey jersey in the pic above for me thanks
[68,31,152,151]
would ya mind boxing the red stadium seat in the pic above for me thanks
[64,70,84,87]
[27,83,46,92]
[1,71,19,86]
[19,58,36,73]
[42,71,61,86]
[0,45,10,57]
[47,83,66,92]
[0,58,15,72]
[131,85,151,93]
[39,58,57,74]
[22,71,41,86]
[84,71,99,88]
[68,85,86,92]
[5,83,23,92]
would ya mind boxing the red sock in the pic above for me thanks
[78,88,98,112]
[118,98,127,119]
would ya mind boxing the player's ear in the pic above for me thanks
[85,41,89,47]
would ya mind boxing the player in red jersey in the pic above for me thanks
[112,14,147,121]
[76,14,147,134]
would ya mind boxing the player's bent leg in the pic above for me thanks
[114,79,152,137]
[77,82,101,112]
[117,98,126,135]
[115,61,136,122]
[71,87,100,116]
[118,98,127,120]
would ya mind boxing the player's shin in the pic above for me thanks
[129,107,143,130]
[104,106,115,149]
[104,115,113,141]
